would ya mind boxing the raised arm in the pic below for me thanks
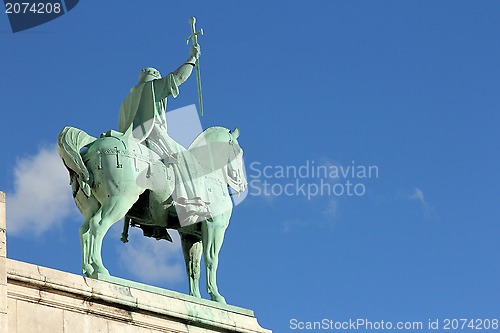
[153,44,200,101]
[173,44,200,85]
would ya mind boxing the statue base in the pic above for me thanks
[4,259,271,332]
[0,191,270,332]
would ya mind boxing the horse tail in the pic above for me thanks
[57,126,97,196]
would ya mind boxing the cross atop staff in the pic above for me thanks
[186,16,204,116]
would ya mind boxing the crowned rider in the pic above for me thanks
[118,44,210,226]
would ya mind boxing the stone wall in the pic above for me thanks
[1,192,7,332]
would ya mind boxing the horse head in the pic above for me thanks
[188,126,247,193]
[226,127,247,194]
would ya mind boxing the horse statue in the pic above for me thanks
[57,125,247,303]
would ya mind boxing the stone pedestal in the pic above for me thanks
[0,192,7,332]
[0,192,271,333]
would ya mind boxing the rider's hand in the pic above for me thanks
[189,44,201,61]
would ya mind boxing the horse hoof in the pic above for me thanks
[82,264,94,277]
[189,291,202,298]
[210,294,226,304]
[92,263,110,277]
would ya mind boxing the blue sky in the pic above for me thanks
[1,1,500,331]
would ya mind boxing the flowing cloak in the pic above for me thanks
[118,72,210,226]
[118,73,179,141]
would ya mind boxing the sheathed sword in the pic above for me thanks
[186,16,204,116]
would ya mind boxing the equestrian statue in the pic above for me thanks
[57,17,247,304]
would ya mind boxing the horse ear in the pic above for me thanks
[232,127,240,139]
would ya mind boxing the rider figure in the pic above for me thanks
[118,44,210,226]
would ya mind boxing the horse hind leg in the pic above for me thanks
[180,232,202,298]
[79,198,101,277]
[80,215,95,277]
[89,195,139,277]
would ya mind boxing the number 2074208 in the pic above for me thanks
[5,2,62,14]
[443,318,499,330]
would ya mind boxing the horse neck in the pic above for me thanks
[190,128,234,178]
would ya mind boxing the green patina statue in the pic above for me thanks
[57,18,247,304]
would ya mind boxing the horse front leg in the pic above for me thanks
[202,216,229,304]
[180,232,202,298]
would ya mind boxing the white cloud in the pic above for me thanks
[282,204,340,231]
[7,145,78,236]
[409,187,425,203]
[323,199,339,218]
[408,187,435,217]
[282,219,310,232]
[118,230,185,284]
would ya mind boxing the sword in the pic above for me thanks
[186,16,204,116]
